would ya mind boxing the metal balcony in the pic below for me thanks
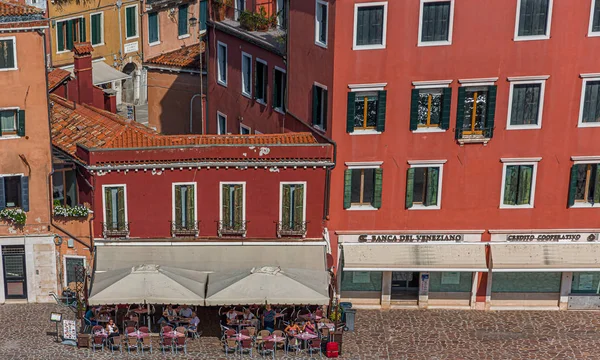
[276,221,308,238]
[218,220,248,237]
[170,221,200,237]
[102,222,130,238]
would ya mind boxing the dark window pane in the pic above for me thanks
[574,165,587,201]
[589,165,597,202]
[218,45,226,83]
[511,83,541,125]
[0,39,15,69]
[4,176,21,208]
[421,1,451,42]
[354,93,378,128]
[274,70,285,109]
[363,169,375,204]
[462,88,488,131]
[356,6,384,46]
[583,81,600,123]
[412,168,426,204]
[518,0,549,36]
[418,91,442,126]
[594,0,600,32]
[66,257,84,284]
[350,170,362,203]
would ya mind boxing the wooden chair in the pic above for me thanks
[240,339,253,357]
[126,336,138,354]
[109,335,122,353]
[160,336,174,354]
[174,336,187,354]
[308,338,322,357]
[140,336,153,354]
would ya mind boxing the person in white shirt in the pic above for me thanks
[187,312,200,331]
[242,308,258,327]
[226,308,239,325]
[105,318,119,344]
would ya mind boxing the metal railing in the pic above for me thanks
[276,221,308,238]
[217,220,248,237]
[456,127,494,141]
[102,222,130,238]
[170,220,200,237]
[212,1,286,30]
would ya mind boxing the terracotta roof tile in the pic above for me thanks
[73,42,94,56]
[0,19,47,28]
[0,0,42,17]
[48,68,71,90]
[145,44,202,70]
[49,94,318,162]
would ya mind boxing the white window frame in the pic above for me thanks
[348,83,386,136]
[352,2,388,51]
[55,16,84,54]
[578,74,600,128]
[240,123,251,135]
[514,0,554,41]
[345,161,383,211]
[241,51,252,98]
[273,66,286,114]
[171,182,198,225]
[315,0,328,48]
[278,181,307,224]
[0,36,17,71]
[63,255,86,287]
[219,181,246,223]
[255,130,263,134]
[417,0,455,47]
[313,82,327,131]
[407,160,446,211]
[217,111,227,134]
[148,11,161,46]
[570,159,600,208]
[101,184,128,225]
[90,12,105,47]
[0,107,20,138]
[125,4,139,40]
[499,158,540,209]
[589,0,600,37]
[217,41,228,87]
[506,76,548,130]
[255,58,268,105]
[177,4,191,39]
[410,80,452,133]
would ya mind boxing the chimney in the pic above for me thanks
[72,42,95,106]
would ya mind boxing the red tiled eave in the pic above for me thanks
[145,44,202,70]
[48,68,71,90]
[0,0,42,17]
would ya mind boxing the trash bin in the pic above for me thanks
[339,302,352,323]
[344,308,357,331]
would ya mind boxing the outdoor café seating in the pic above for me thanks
[125,336,139,354]
[160,336,174,354]
[109,335,123,353]
[174,335,188,354]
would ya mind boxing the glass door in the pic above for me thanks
[391,272,419,300]
[3,246,27,299]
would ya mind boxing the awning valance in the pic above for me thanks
[491,243,600,272]
[66,61,131,85]
[342,243,488,272]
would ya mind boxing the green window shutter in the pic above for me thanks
[425,167,439,206]
[187,185,195,224]
[222,184,231,225]
[440,87,452,130]
[174,185,182,224]
[486,85,497,137]
[126,7,136,38]
[343,170,352,209]
[503,166,517,205]
[178,5,188,36]
[372,168,383,209]
[104,187,112,225]
[17,110,25,137]
[409,89,420,131]
[66,20,74,50]
[455,87,466,139]
[405,168,415,208]
[567,165,578,207]
[0,177,5,210]
[57,22,65,51]
[294,184,304,224]
[312,85,318,126]
[91,15,99,45]
[117,187,125,226]
[79,17,86,42]
[376,90,387,132]
[281,184,291,226]
[594,165,600,204]
[346,92,356,133]
[20,176,29,212]
[516,165,533,205]
[200,0,208,31]
[233,185,243,226]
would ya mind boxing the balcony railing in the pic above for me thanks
[102,222,130,238]
[218,220,248,237]
[456,127,494,145]
[170,221,200,237]
[276,221,308,238]
[212,0,286,30]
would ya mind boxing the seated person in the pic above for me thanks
[303,320,316,334]
[242,308,258,327]
[106,318,119,344]
[84,307,97,326]
[225,308,239,325]
[179,304,193,319]
[158,305,178,325]
[187,312,200,332]
[284,321,301,336]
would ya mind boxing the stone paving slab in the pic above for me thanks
[2,303,600,359]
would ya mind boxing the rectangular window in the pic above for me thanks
[406,165,442,209]
[273,68,286,112]
[591,0,600,35]
[579,78,600,126]
[419,0,454,45]
[315,0,328,47]
[501,163,537,207]
[341,271,383,292]
[217,112,227,134]
[343,166,383,210]
[240,124,251,135]
[312,85,327,130]
[64,257,85,287]
[457,85,497,139]
[280,183,306,233]
[217,42,227,86]
[173,183,196,230]
[0,38,16,70]
[178,4,189,36]
[90,12,103,46]
[0,175,28,211]
[515,0,552,40]
[571,272,600,294]
[353,2,387,50]
[353,92,377,130]
[103,185,127,231]
[569,163,600,207]
[148,12,159,44]
[0,109,17,134]
[507,80,545,129]
[241,52,252,97]
[255,59,267,103]
[410,87,451,131]
[52,169,77,207]
[220,183,245,232]
[56,18,86,52]
[125,5,138,39]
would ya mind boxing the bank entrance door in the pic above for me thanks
[2,246,27,299]
[391,272,419,300]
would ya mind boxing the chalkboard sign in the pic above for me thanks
[63,320,77,341]
[127,105,134,120]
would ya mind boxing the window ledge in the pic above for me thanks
[514,35,550,42]
[588,32,600,38]
[242,92,252,99]
[409,204,440,210]
[578,122,600,128]
[506,124,541,130]
[217,81,228,87]
[346,205,378,211]
[570,203,600,209]
[315,41,327,49]
[500,204,534,209]
[125,36,139,41]
[178,34,191,40]
[352,44,386,51]
[412,127,445,133]
[350,129,381,136]
[0,135,21,141]
[417,40,452,47]
[274,107,285,115]
[256,99,267,106]
[91,43,105,48]
[458,136,491,146]
[148,41,161,47]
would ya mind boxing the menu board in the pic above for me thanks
[63,320,77,341]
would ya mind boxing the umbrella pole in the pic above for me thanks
[147,302,151,330]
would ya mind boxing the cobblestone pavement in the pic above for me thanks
[2,304,600,359]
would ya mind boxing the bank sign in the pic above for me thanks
[504,233,598,242]
[358,234,463,243]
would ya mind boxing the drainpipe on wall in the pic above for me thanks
[116,0,124,65]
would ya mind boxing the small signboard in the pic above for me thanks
[127,105,135,120]
[50,312,62,322]
[63,320,77,341]
[124,42,139,54]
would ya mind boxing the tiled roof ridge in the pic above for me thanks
[49,93,75,110]
[0,0,43,16]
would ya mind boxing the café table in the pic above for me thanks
[162,330,185,339]
[298,313,322,321]
[317,322,335,330]
[128,331,149,339]
[233,334,252,341]
[294,332,318,351]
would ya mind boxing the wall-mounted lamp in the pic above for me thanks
[189,17,198,27]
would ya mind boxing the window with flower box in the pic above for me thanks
[0,175,28,211]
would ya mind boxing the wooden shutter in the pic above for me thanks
[440,87,452,130]
[346,92,356,133]
[455,87,466,139]
[200,0,208,32]
[405,168,415,208]
[594,165,600,204]
[293,184,304,224]
[91,14,99,45]
[20,176,29,212]
[376,90,387,132]
[186,185,195,225]
[66,20,74,50]
[79,17,86,42]
[281,184,291,226]
[0,177,5,210]
[425,167,439,206]
[174,185,182,225]
[117,187,125,226]
[486,85,497,137]
[567,165,578,207]
[343,170,352,209]
[322,89,328,130]
[222,184,231,225]
[126,7,135,38]
[503,166,517,205]
[178,5,188,36]
[104,187,112,226]
[372,168,383,209]
[312,85,318,126]
[517,165,533,205]
[409,89,420,131]
[57,22,65,52]
[233,185,243,226]
[17,110,25,137]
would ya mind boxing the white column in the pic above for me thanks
[559,272,572,310]
[0,246,5,304]
[381,271,391,309]
[418,272,429,309]
[485,272,493,310]
[470,272,479,309]
[24,240,36,302]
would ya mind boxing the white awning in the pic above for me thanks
[342,243,488,272]
[491,243,600,272]
[65,61,131,85]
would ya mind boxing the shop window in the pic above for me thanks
[419,0,454,46]
[53,169,78,207]
[0,175,29,211]
[406,164,443,209]
[515,0,552,40]
[410,88,451,131]
[56,18,86,52]
[343,167,383,210]
[429,272,472,293]
[491,272,561,293]
[0,37,16,70]
[347,90,386,133]
[353,3,387,49]
[456,86,497,140]
[341,271,382,292]
[571,272,600,294]
[501,163,537,208]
